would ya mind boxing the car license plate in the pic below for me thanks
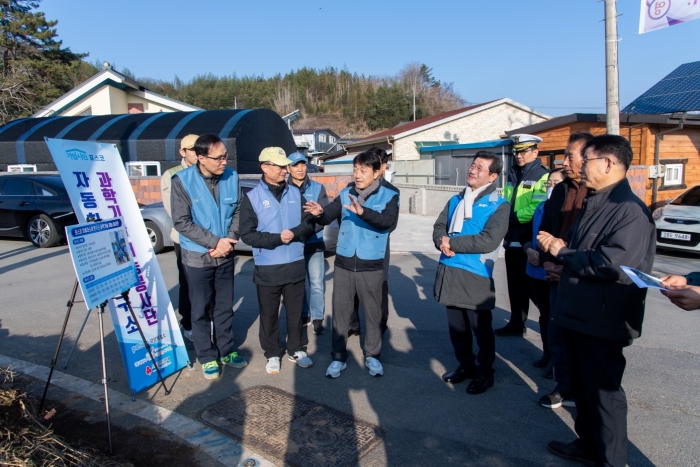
[660,231,691,241]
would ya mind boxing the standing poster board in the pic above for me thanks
[66,218,139,309]
[46,138,189,394]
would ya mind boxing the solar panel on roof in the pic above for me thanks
[622,60,700,114]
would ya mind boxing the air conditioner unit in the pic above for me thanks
[7,164,37,173]
[648,165,666,179]
[125,161,161,177]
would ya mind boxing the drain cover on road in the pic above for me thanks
[198,386,385,467]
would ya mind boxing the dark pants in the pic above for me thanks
[504,248,530,330]
[332,268,384,362]
[257,281,306,359]
[548,284,571,393]
[174,243,192,330]
[530,278,551,355]
[566,329,629,467]
[185,261,236,365]
[351,281,389,334]
[446,306,496,377]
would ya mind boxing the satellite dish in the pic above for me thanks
[444,131,451,139]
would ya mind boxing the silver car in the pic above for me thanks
[140,179,338,254]
[653,184,700,254]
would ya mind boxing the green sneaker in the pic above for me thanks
[202,361,219,380]
[221,351,248,369]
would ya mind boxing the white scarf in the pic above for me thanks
[448,183,492,234]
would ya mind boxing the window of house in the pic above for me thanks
[318,134,327,143]
[128,103,145,114]
[329,136,336,144]
[77,106,92,116]
[664,163,684,186]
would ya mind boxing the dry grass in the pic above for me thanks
[0,367,125,467]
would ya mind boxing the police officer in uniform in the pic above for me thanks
[495,134,549,337]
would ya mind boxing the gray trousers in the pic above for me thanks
[332,267,384,362]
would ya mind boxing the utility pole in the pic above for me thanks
[604,0,620,135]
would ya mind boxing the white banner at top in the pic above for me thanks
[639,0,700,34]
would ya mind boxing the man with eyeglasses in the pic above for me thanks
[433,151,509,395]
[538,135,655,467]
[161,134,199,341]
[536,132,593,408]
[239,147,316,375]
[171,134,247,380]
[496,134,549,337]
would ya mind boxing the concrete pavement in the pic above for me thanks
[0,228,699,466]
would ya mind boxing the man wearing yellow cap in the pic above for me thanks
[161,134,199,341]
[496,134,549,337]
[239,147,316,375]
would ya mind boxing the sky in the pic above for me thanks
[41,0,700,118]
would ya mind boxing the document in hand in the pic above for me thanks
[621,266,667,290]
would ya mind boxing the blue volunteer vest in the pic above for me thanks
[525,202,547,280]
[299,178,324,244]
[440,190,507,278]
[336,186,395,261]
[177,165,239,254]
[247,180,304,266]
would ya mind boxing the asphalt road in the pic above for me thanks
[0,237,699,466]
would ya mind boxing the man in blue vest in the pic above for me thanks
[171,134,248,380]
[287,152,330,336]
[239,147,316,375]
[304,150,400,379]
[432,151,510,395]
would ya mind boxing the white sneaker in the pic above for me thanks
[287,351,313,368]
[266,357,281,374]
[182,328,193,342]
[325,361,347,378]
[365,357,384,376]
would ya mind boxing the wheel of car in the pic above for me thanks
[145,221,165,254]
[28,214,60,248]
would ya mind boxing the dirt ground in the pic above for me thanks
[2,372,218,467]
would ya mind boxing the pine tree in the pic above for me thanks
[0,0,87,123]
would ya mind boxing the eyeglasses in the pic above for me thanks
[582,156,616,165]
[204,154,228,162]
[515,148,534,155]
[468,165,490,174]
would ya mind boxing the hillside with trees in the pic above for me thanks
[1,1,467,135]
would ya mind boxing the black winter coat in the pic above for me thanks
[553,178,656,341]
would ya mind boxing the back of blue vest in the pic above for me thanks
[439,191,506,278]
[178,166,239,253]
[247,180,304,266]
[526,202,546,280]
[336,186,394,261]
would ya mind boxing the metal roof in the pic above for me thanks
[419,139,511,153]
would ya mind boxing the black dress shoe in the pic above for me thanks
[494,324,526,337]
[441,367,475,384]
[466,375,494,394]
[547,440,595,466]
[533,353,551,368]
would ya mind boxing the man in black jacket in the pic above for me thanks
[538,135,656,467]
[537,132,593,407]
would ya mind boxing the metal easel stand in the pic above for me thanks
[96,300,113,454]
[120,290,172,397]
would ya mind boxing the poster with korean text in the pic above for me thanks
[66,218,139,309]
[46,138,190,394]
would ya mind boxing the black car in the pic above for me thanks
[0,173,78,247]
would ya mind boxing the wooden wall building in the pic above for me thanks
[507,113,700,209]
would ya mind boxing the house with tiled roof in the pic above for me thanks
[342,98,550,161]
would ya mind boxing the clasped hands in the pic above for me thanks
[439,236,455,257]
[208,237,237,258]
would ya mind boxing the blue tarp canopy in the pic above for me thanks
[419,139,511,153]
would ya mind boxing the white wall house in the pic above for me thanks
[32,64,200,118]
